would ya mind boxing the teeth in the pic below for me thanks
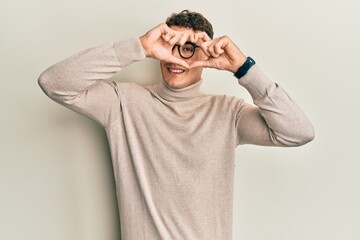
[169,68,185,73]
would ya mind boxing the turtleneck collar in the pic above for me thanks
[154,78,205,102]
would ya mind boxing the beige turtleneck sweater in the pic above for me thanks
[38,38,314,240]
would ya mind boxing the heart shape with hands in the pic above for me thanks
[139,23,247,73]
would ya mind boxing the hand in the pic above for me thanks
[189,35,247,73]
[140,23,190,69]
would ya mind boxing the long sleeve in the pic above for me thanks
[38,38,146,128]
[235,64,315,147]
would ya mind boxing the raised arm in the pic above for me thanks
[38,38,146,128]
[234,64,315,146]
[38,23,194,128]
[189,34,315,147]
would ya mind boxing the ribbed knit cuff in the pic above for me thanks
[113,37,146,67]
[237,64,274,100]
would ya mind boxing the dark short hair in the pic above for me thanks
[165,10,214,39]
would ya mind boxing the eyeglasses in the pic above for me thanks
[172,41,200,59]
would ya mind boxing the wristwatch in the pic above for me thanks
[233,56,256,79]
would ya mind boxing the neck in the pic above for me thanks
[155,78,205,102]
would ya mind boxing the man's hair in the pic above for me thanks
[165,10,214,39]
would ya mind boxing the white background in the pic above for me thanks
[1,0,359,239]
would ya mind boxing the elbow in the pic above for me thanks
[301,129,315,145]
[275,124,315,147]
[38,72,47,90]
[38,68,55,97]
[294,124,315,146]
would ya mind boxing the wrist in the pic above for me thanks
[233,56,256,79]
[139,36,149,57]
[229,55,247,73]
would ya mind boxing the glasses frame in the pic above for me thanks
[172,41,200,59]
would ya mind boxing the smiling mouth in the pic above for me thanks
[167,67,186,74]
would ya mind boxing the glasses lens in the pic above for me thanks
[180,43,195,58]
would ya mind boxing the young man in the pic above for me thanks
[38,10,314,240]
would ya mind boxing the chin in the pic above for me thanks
[163,78,187,89]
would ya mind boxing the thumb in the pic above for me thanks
[168,56,189,69]
[189,60,210,69]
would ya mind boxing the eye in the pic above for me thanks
[182,45,194,53]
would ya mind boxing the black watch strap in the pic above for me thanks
[233,56,256,79]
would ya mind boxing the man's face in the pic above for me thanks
[160,26,208,89]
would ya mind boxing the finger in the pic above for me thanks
[162,31,175,42]
[159,23,174,35]
[161,25,178,42]
[168,34,182,46]
[200,41,212,57]
[207,39,221,58]
[158,23,172,37]
[214,39,225,55]
[189,60,210,69]
[168,56,189,69]
[179,32,190,46]
[194,31,212,43]
[189,33,196,43]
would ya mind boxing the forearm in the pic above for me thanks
[238,64,315,146]
[38,38,146,104]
